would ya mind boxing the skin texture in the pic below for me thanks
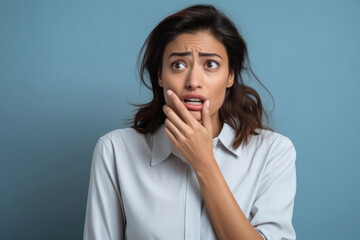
[160,31,263,240]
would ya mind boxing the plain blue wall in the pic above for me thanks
[1,0,359,239]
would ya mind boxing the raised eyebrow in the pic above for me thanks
[168,52,222,59]
[168,52,191,58]
[198,52,222,59]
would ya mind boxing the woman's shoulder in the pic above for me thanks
[232,128,297,168]
[246,128,295,153]
[97,127,150,150]
[101,127,138,139]
[255,128,292,142]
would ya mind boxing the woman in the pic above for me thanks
[84,4,296,240]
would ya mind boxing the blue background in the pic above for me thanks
[1,0,359,239]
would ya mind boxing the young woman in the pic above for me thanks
[84,5,296,240]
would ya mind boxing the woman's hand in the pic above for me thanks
[163,89,263,240]
[162,89,215,170]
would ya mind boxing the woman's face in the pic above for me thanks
[158,31,234,130]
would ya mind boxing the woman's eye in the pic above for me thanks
[172,61,186,70]
[205,61,219,69]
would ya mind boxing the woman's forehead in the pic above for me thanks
[164,31,227,57]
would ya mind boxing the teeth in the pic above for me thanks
[185,98,202,102]
[187,101,202,105]
[184,98,203,105]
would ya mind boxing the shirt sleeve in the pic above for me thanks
[83,138,125,240]
[252,137,297,240]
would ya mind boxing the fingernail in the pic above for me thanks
[206,100,210,108]
[167,90,173,96]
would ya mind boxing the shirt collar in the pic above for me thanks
[150,123,240,167]
[217,123,242,157]
[150,125,182,167]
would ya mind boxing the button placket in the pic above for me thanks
[184,165,202,239]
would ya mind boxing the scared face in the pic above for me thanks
[158,31,234,131]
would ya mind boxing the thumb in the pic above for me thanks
[202,100,212,135]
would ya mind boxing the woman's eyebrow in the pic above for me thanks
[168,52,191,58]
[168,51,222,59]
[199,52,222,59]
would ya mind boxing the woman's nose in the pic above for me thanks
[185,66,202,90]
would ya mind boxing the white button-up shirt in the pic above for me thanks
[83,123,296,240]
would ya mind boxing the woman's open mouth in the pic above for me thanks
[182,96,205,111]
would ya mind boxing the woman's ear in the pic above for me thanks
[226,71,234,88]
[158,72,164,87]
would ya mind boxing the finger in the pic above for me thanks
[164,118,184,142]
[166,90,198,125]
[164,126,178,146]
[201,100,213,136]
[163,105,189,134]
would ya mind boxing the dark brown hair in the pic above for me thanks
[132,4,270,148]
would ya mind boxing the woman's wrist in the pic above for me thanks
[191,154,219,182]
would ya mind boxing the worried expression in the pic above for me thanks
[158,31,234,130]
